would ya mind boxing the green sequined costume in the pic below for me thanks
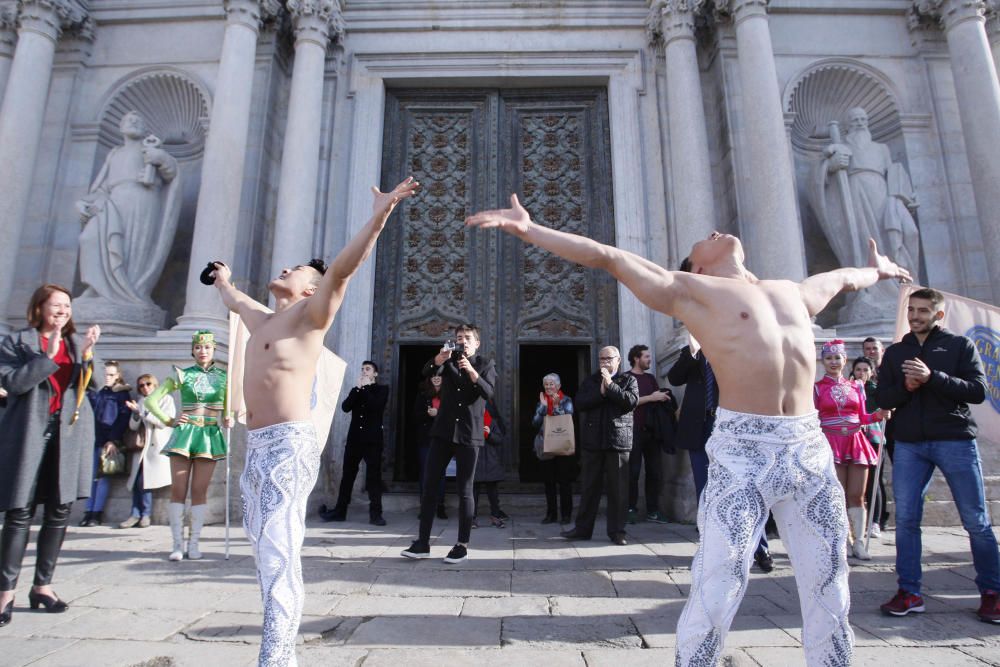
[145,364,228,460]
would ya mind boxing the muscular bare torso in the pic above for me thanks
[242,300,325,430]
[683,277,817,417]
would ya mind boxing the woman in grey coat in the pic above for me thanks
[0,285,100,626]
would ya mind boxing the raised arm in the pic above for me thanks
[306,177,420,330]
[798,238,911,317]
[466,194,701,320]
[211,262,272,332]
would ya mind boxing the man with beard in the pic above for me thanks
[466,193,910,666]
[876,288,998,623]
[210,176,419,667]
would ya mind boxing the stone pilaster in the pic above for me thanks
[176,0,282,331]
[648,0,717,265]
[0,0,88,329]
[914,0,1000,303]
[715,0,807,281]
[268,0,343,282]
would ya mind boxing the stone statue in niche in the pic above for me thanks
[808,106,921,327]
[76,110,181,309]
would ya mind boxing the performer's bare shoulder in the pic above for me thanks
[212,177,419,429]
[466,195,909,416]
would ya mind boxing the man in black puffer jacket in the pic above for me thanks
[876,287,999,624]
[560,345,638,545]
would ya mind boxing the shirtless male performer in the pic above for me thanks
[466,195,910,667]
[209,176,419,667]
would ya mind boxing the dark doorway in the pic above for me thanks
[517,344,591,483]
[393,344,440,482]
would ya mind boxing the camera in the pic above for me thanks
[443,340,456,353]
[453,342,466,358]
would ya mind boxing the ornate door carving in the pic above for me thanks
[375,88,618,482]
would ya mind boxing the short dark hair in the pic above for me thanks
[862,337,883,348]
[307,258,328,275]
[455,323,480,341]
[627,344,648,365]
[909,287,945,311]
[361,360,379,373]
[852,356,875,373]
[679,256,693,273]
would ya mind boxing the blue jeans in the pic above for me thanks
[130,463,152,518]
[893,439,1000,595]
[85,446,111,512]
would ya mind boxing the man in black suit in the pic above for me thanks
[321,360,389,525]
[668,345,773,572]
[402,323,497,564]
[561,345,639,545]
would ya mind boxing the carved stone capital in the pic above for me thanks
[715,0,769,24]
[987,1,1000,37]
[646,0,707,46]
[0,2,17,56]
[912,0,988,31]
[287,0,343,48]
[223,0,281,33]
[16,0,87,42]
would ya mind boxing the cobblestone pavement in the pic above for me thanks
[1,510,998,666]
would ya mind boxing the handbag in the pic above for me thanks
[533,432,553,461]
[542,413,575,457]
[123,425,145,452]
[99,443,127,476]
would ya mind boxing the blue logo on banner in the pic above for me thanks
[967,325,1000,414]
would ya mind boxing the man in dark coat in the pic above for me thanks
[561,345,638,545]
[320,360,389,525]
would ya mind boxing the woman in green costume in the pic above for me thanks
[144,330,230,561]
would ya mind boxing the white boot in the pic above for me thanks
[848,507,871,560]
[168,502,185,562]
[187,504,206,560]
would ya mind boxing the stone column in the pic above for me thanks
[0,0,86,329]
[0,3,16,105]
[648,0,717,262]
[917,0,1000,303]
[719,0,806,280]
[268,0,343,282]
[176,0,281,330]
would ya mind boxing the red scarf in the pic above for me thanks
[545,390,565,416]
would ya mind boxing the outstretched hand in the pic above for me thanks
[867,238,911,283]
[372,177,420,219]
[465,194,533,236]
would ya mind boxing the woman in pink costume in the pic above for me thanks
[815,339,885,560]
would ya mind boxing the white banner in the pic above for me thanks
[894,286,1000,447]
[227,311,346,447]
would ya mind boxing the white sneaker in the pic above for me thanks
[168,546,184,562]
[869,523,881,539]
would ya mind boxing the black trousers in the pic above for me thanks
[419,438,478,544]
[574,449,629,539]
[1,414,72,591]
[473,481,500,518]
[628,433,662,513]
[540,456,575,517]
[335,439,384,516]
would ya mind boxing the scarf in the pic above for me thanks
[545,390,565,416]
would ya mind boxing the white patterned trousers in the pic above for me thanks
[241,421,321,667]
[676,409,853,667]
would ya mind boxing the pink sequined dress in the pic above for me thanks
[814,375,879,466]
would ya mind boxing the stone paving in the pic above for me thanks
[1,510,998,666]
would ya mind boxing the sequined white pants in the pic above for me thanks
[241,421,321,667]
[676,409,853,667]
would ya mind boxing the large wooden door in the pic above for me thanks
[374,88,618,483]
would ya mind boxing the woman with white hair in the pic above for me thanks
[533,372,576,524]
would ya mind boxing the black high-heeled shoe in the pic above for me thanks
[0,598,13,627]
[28,590,68,613]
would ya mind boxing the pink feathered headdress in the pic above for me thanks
[821,339,847,357]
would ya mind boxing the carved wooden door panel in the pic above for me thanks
[375,88,617,482]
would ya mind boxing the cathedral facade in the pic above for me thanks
[1,0,997,522]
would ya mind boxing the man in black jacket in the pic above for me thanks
[320,361,389,525]
[561,345,639,545]
[402,323,496,564]
[876,288,999,623]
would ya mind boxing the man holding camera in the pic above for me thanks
[402,324,496,564]
[320,360,389,526]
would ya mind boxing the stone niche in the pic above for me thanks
[786,60,921,337]
[74,67,211,335]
